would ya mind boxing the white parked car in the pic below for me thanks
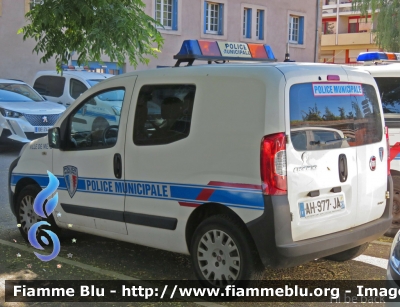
[0,79,65,143]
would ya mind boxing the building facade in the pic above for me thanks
[0,0,319,83]
[320,0,379,64]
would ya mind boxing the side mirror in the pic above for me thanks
[48,127,60,149]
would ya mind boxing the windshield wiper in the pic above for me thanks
[310,137,353,145]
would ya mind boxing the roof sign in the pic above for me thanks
[357,52,400,62]
[174,39,276,66]
[312,83,363,97]
[217,42,252,58]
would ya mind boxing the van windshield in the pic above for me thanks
[374,77,400,114]
[290,83,382,151]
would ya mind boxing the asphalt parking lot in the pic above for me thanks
[0,141,395,307]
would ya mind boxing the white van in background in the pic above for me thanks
[32,70,113,107]
[32,70,119,133]
[356,52,400,236]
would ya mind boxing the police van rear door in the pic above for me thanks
[284,67,386,241]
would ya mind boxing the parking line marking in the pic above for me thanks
[0,239,223,307]
[353,254,388,270]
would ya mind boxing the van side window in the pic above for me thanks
[66,88,125,150]
[133,84,196,146]
[70,79,88,99]
[33,76,65,97]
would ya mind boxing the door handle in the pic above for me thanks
[113,153,122,179]
[338,154,348,183]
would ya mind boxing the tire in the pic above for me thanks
[324,242,369,262]
[190,214,263,288]
[385,174,400,237]
[16,185,60,242]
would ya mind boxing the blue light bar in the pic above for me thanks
[357,51,400,62]
[174,39,277,66]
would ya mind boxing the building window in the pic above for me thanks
[204,2,223,35]
[241,6,265,41]
[155,0,178,30]
[243,8,251,38]
[322,19,337,34]
[256,9,264,40]
[348,17,372,33]
[289,15,304,44]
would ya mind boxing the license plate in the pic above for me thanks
[299,195,345,218]
[34,126,51,133]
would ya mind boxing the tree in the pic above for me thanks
[19,0,164,71]
[323,106,337,120]
[302,104,323,121]
[352,0,400,51]
[338,107,346,119]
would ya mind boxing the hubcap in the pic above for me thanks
[19,195,42,235]
[197,230,240,286]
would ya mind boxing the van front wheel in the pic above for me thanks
[324,243,369,262]
[16,185,60,242]
[190,215,262,287]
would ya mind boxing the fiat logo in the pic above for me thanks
[369,156,376,171]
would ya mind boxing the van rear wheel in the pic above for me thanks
[190,214,262,287]
[324,242,369,262]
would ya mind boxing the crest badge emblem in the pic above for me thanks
[63,166,78,198]
[379,147,384,162]
[42,116,48,123]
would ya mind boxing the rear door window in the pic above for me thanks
[290,83,382,150]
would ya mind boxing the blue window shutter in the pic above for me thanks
[246,9,252,38]
[298,16,304,44]
[218,3,224,35]
[172,0,178,30]
[259,10,264,40]
[204,1,208,34]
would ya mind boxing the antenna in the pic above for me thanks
[284,43,295,62]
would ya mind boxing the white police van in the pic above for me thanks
[9,40,392,287]
[356,52,400,236]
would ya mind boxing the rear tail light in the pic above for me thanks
[386,126,390,175]
[260,133,287,195]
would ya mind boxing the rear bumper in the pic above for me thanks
[247,175,393,268]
